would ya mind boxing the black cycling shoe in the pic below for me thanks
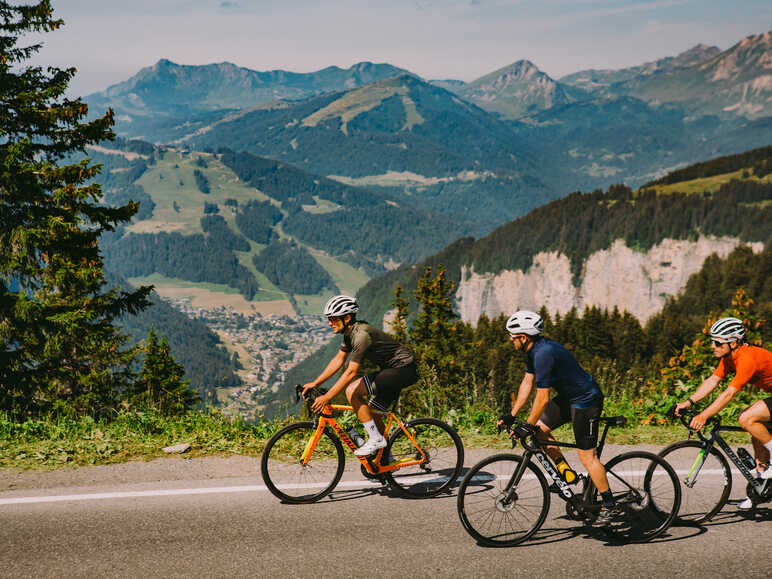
[593,505,624,527]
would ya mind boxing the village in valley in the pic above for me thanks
[163,296,331,420]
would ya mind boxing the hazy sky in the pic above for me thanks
[27,0,772,97]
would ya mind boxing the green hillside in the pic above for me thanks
[357,146,772,325]
[90,141,491,315]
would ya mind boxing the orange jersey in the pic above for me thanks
[712,344,772,392]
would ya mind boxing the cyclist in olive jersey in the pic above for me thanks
[302,295,418,458]
[498,310,619,526]
[675,317,772,509]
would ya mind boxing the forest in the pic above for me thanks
[359,170,772,325]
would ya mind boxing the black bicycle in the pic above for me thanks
[659,408,772,522]
[457,417,681,546]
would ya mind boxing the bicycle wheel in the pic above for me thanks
[384,417,464,498]
[658,440,731,523]
[601,451,681,542]
[457,454,550,547]
[260,421,345,504]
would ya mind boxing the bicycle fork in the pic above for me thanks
[500,450,534,506]
[684,446,710,489]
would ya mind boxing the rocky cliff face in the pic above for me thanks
[455,236,764,324]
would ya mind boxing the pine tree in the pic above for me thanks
[411,265,458,346]
[387,284,409,343]
[129,328,198,415]
[0,2,152,417]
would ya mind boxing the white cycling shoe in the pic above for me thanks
[354,437,387,457]
[738,497,754,510]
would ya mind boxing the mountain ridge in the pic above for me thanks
[87,59,414,117]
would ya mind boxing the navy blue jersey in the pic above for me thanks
[526,337,602,408]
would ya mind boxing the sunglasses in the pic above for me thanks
[711,340,726,347]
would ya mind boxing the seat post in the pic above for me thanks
[596,420,612,457]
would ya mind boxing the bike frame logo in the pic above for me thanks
[535,452,572,498]
[330,422,359,452]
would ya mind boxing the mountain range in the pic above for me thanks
[87,59,412,117]
[80,31,772,405]
[86,29,772,194]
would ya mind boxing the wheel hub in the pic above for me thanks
[629,491,650,512]
[495,492,518,512]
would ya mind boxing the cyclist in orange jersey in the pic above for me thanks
[675,317,772,509]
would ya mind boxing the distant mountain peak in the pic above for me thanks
[458,60,574,119]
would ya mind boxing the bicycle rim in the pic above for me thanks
[260,422,345,504]
[457,454,549,547]
[602,451,681,543]
[384,417,464,498]
[658,440,731,523]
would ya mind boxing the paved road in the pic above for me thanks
[0,447,769,578]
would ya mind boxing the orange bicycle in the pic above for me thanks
[260,385,464,503]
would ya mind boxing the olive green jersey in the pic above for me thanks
[340,322,414,368]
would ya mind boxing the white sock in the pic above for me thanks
[363,420,384,441]
[764,439,772,455]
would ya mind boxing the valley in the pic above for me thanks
[77,29,772,418]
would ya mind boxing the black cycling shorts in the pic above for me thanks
[539,396,603,451]
[362,363,419,412]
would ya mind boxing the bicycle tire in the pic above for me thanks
[600,451,681,543]
[384,417,464,498]
[457,453,550,547]
[658,440,732,523]
[260,421,345,504]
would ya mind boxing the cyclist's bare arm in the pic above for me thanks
[691,385,738,430]
[328,360,361,399]
[303,350,348,394]
[675,374,720,415]
[503,372,535,421]
[310,359,361,413]
[527,387,550,426]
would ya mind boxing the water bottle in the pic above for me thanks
[737,447,756,471]
[346,426,365,447]
[556,458,578,484]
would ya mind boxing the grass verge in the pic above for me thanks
[0,407,751,471]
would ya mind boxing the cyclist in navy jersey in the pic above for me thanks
[498,310,619,525]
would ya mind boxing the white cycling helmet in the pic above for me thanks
[323,295,359,318]
[709,317,745,343]
[506,310,543,336]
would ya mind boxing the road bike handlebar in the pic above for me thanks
[497,416,540,450]
[668,404,721,429]
[295,384,329,413]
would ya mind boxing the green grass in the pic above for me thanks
[128,273,241,295]
[642,168,772,195]
[1,405,752,471]
[0,410,288,470]
[301,197,341,214]
[311,252,370,295]
[122,148,372,307]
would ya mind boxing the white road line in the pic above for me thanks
[0,466,737,506]
[0,476,447,506]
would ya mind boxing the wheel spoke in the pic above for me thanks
[457,454,549,546]
[658,440,731,523]
[261,422,344,503]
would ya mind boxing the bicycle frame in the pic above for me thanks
[503,418,625,517]
[687,422,768,496]
[300,402,427,476]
